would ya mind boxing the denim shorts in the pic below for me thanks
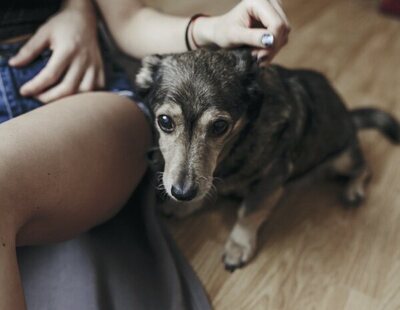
[0,41,150,124]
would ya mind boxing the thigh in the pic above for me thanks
[0,92,151,245]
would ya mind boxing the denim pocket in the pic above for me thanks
[0,50,52,119]
[11,49,52,89]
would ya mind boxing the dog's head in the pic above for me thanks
[136,48,262,202]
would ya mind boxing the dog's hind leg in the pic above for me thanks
[223,187,284,272]
[331,146,371,207]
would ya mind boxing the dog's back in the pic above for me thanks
[269,66,358,179]
[215,64,358,194]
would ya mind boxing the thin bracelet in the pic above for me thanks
[185,14,209,51]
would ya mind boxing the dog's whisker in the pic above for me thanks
[156,184,165,190]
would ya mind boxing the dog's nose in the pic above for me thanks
[171,184,198,201]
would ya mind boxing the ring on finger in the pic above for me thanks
[261,33,275,48]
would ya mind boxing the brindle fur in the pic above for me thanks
[136,48,400,271]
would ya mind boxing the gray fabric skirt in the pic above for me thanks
[18,173,212,310]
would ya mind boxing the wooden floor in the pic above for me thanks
[148,0,400,308]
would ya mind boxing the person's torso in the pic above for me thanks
[0,1,62,41]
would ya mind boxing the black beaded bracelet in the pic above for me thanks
[185,14,208,51]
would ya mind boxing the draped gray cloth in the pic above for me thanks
[17,173,211,310]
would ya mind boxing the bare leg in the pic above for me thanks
[0,92,151,309]
[223,187,284,271]
[0,227,26,309]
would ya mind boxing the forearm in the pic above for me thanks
[96,0,290,61]
[96,0,216,58]
[62,0,94,14]
[118,8,189,58]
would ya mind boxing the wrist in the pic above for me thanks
[62,0,97,28]
[192,16,218,48]
[62,0,94,15]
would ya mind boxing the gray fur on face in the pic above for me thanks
[137,49,259,200]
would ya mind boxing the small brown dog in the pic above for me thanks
[136,48,400,271]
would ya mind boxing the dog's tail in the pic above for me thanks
[351,108,400,144]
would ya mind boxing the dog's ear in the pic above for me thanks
[231,48,262,104]
[230,48,258,76]
[135,54,163,96]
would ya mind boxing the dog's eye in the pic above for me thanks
[157,115,175,133]
[210,119,229,137]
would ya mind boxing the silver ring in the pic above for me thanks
[261,33,274,48]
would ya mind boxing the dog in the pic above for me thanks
[135,48,400,272]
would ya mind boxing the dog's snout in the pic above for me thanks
[171,183,198,201]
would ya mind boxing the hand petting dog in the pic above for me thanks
[192,0,290,65]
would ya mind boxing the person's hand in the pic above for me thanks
[194,0,290,66]
[9,1,105,103]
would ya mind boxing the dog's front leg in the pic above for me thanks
[223,186,284,272]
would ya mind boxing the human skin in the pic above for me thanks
[96,0,290,65]
[9,0,105,103]
[0,93,151,309]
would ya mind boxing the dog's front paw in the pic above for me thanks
[223,235,256,272]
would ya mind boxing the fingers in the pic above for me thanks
[237,0,290,62]
[78,68,96,93]
[269,0,291,47]
[79,65,105,93]
[251,0,290,50]
[233,27,276,49]
[19,48,73,97]
[19,42,105,102]
[36,59,86,103]
[12,4,105,103]
[96,68,106,90]
[252,48,274,67]
[37,61,105,103]
[9,28,49,67]
[269,0,290,27]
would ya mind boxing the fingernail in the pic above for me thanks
[261,33,275,48]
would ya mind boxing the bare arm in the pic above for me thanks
[96,0,290,62]
[95,0,189,58]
